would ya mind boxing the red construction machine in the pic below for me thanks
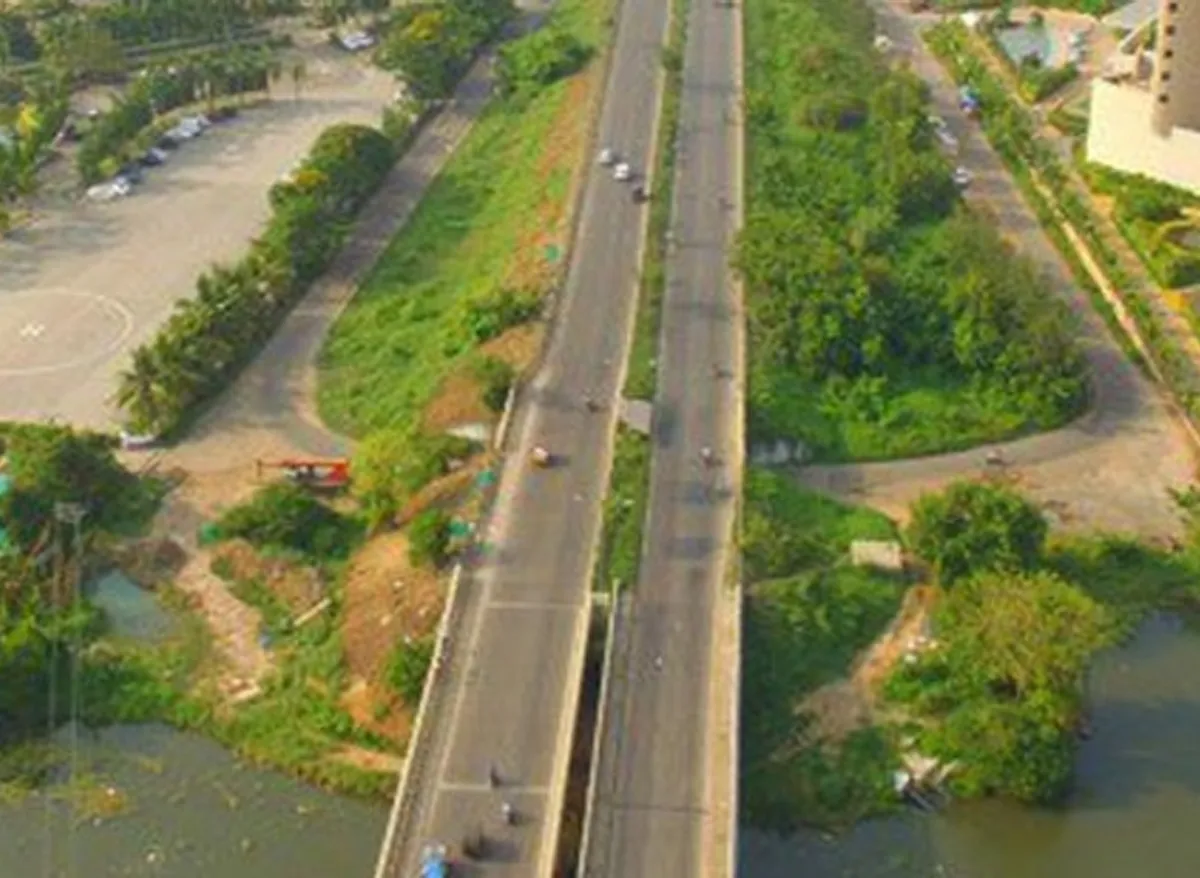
[256,458,350,490]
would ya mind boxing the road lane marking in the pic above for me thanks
[437,782,549,795]
[486,600,583,612]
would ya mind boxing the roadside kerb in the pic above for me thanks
[373,562,465,878]
[494,384,519,450]
[574,589,626,873]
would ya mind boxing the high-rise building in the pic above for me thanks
[1087,0,1200,193]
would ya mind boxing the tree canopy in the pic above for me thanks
[888,568,1113,803]
[741,0,1086,459]
[907,480,1048,585]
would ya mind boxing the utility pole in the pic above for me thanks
[53,501,85,878]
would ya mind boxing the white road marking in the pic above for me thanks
[19,322,45,338]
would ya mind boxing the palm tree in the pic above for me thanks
[115,345,176,435]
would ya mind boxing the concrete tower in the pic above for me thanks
[1150,0,1200,136]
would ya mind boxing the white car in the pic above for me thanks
[613,161,632,182]
[598,146,616,166]
[340,31,376,51]
[953,166,973,188]
[86,178,132,201]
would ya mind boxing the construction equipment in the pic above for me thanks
[256,458,350,490]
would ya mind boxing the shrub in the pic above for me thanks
[474,355,516,413]
[907,481,1048,585]
[463,288,540,343]
[497,26,592,95]
[407,508,452,568]
[385,637,434,703]
[351,430,476,529]
[216,482,361,560]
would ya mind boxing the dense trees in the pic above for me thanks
[887,568,1112,803]
[741,0,1086,460]
[375,0,514,101]
[116,124,395,435]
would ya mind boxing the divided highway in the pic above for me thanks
[581,0,742,871]
[374,0,672,872]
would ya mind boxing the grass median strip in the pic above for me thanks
[591,0,689,594]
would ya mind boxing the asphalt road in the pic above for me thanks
[376,0,672,873]
[581,0,740,873]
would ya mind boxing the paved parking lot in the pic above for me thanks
[0,45,392,430]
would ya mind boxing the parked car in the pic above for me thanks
[598,146,616,166]
[339,31,375,51]
[156,135,180,151]
[86,177,132,201]
[117,163,143,184]
[953,166,973,188]
[613,161,632,182]
[139,146,169,166]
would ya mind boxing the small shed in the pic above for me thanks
[849,539,904,571]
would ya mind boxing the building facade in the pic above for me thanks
[1087,0,1200,193]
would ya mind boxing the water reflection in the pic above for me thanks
[0,724,387,878]
[741,616,1200,878]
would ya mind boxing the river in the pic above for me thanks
[740,614,1200,878]
[0,724,388,878]
[0,573,389,878]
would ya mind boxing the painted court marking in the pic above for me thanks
[0,291,135,377]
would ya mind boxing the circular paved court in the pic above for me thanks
[0,290,134,377]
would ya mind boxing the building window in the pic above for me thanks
[1160,94,1171,104]
[1166,25,1177,36]
[1165,49,1175,59]
[1162,72,1172,82]
[1167,2,1178,11]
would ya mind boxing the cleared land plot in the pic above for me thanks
[0,47,391,430]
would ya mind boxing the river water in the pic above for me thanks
[0,573,389,878]
[741,615,1200,878]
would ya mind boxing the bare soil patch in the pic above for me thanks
[211,539,325,614]
[798,585,937,746]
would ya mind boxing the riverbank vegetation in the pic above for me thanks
[740,472,1200,832]
[741,0,1086,463]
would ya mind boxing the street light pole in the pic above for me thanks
[53,502,85,878]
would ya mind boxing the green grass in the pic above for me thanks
[752,367,1061,463]
[740,468,906,830]
[593,428,651,591]
[1048,535,1200,633]
[742,467,897,582]
[317,0,612,437]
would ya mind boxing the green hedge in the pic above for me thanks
[116,124,396,436]
[925,21,1200,419]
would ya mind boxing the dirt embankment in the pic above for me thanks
[798,585,938,747]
